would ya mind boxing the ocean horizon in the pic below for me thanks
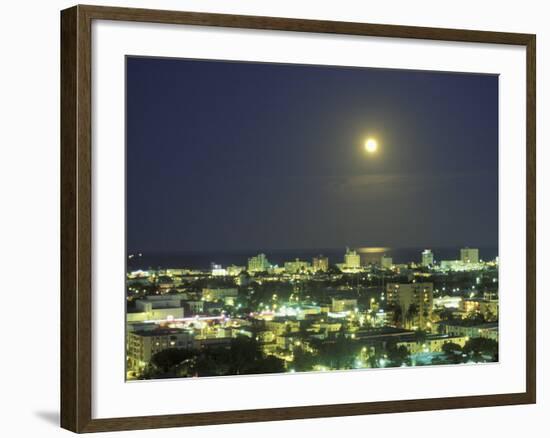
[127,246,498,271]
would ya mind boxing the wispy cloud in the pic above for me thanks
[325,170,494,199]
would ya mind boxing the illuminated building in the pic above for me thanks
[164,268,189,276]
[126,295,186,322]
[202,287,238,303]
[396,334,469,354]
[284,258,311,274]
[439,321,499,342]
[265,319,301,335]
[248,253,270,273]
[460,247,479,264]
[331,297,358,312]
[273,305,322,319]
[211,263,228,276]
[344,247,361,269]
[127,269,152,279]
[256,330,276,343]
[310,321,343,336]
[461,298,499,320]
[227,265,245,276]
[356,247,390,265]
[182,299,204,315]
[439,259,482,272]
[421,249,434,267]
[276,333,296,350]
[374,309,388,326]
[156,275,174,292]
[381,255,393,269]
[127,329,195,372]
[312,255,329,272]
[433,296,462,309]
[193,336,233,349]
[386,282,434,329]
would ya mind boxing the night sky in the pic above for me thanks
[126,56,498,253]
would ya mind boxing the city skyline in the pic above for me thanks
[126,244,499,380]
[126,57,498,254]
[127,245,497,271]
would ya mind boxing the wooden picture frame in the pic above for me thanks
[61,4,536,433]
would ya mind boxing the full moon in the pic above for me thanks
[365,138,378,153]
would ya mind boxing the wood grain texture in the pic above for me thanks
[60,4,537,433]
[60,5,78,432]
[525,34,536,404]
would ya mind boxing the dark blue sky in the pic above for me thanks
[126,56,498,253]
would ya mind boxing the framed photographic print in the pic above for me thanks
[60,4,536,433]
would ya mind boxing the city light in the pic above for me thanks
[126,247,498,380]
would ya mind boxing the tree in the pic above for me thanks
[441,342,464,364]
[188,335,285,377]
[367,347,384,368]
[414,330,427,344]
[293,348,316,372]
[484,309,498,322]
[227,336,264,375]
[314,333,357,370]
[386,344,411,367]
[463,337,498,362]
[138,363,156,380]
[442,342,463,356]
[248,355,286,374]
[386,303,402,327]
[407,303,419,327]
[464,313,487,325]
[192,350,229,377]
[438,308,455,322]
[151,348,196,372]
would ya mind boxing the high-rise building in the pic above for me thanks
[460,247,479,264]
[226,265,245,276]
[211,263,228,276]
[386,282,434,329]
[344,247,361,269]
[380,255,393,269]
[421,249,434,267]
[312,255,329,272]
[247,253,270,273]
[127,329,195,373]
[331,297,358,312]
[284,258,311,274]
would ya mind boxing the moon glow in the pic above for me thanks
[365,138,378,153]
